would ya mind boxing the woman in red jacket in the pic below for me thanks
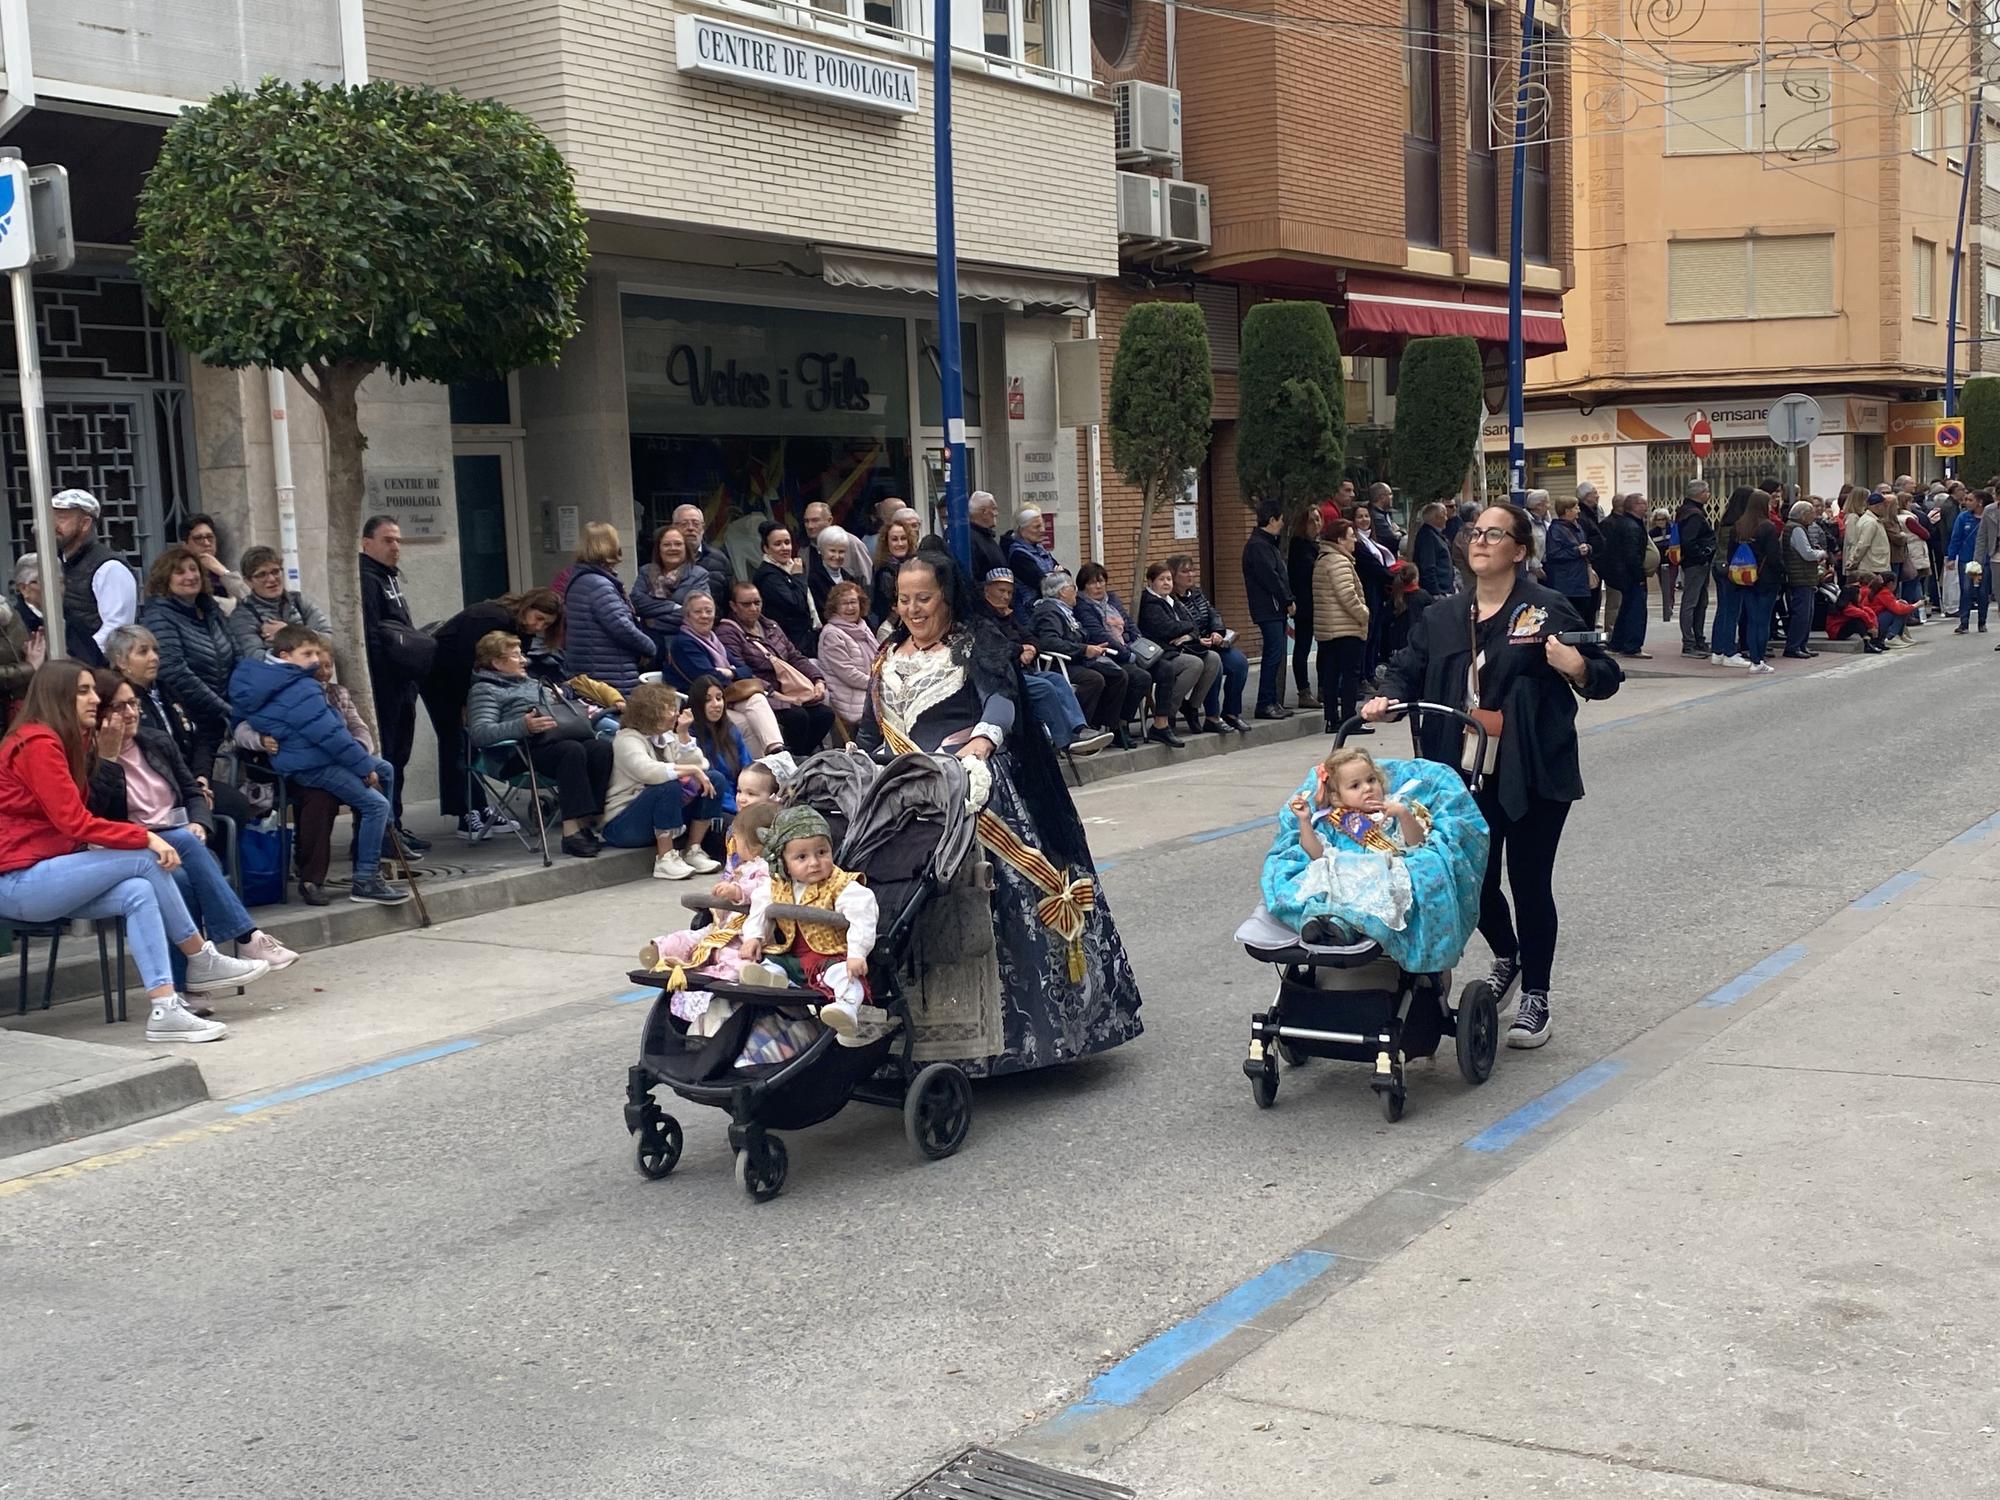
[0,661,267,1043]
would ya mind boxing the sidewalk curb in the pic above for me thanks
[1070,710,1325,786]
[0,1050,208,1161]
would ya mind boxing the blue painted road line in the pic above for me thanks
[224,1038,484,1115]
[1954,810,2000,845]
[1695,944,1808,1008]
[613,987,658,1004]
[1184,814,1278,846]
[1851,871,1925,911]
[1463,1059,1627,1153]
[1050,1249,1338,1423]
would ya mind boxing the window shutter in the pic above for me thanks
[1666,70,1751,154]
[1762,68,1832,155]
[1193,284,1240,372]
[1668,239,1749,320]
[1914,239,1936,319]
[1751,235,1834,317]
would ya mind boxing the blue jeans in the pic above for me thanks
[1784,584,1817,654]
[1023,670,1088,747]
[1610,580,1649,653]
[1960,564,1989,628]
[1743,589,1777,664]
[1204,646,1249,718]
[158,826,255,990]
[1709,577,1742,656]
[0,847,197,993]
[601,781,720,849]
[292,758,394,878]
[1253,618,1288,711]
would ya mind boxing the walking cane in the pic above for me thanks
[522,751,552,869]
[385,823,432,928]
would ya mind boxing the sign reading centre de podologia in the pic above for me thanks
[675,13,919,115]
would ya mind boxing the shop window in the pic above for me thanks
[1090,0,1131,63]
[918,320,984,428]
[983,0,1068,72]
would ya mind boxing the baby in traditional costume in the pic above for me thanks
[740,804,882,1045]
[1288,747,1432,932]
[641,801,784,1036]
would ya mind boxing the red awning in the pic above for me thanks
[1344,273,1566,353]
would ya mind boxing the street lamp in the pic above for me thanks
[1505,0,1540,506]
[932,0,971,575]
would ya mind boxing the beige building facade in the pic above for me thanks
[1509,13,1986,502]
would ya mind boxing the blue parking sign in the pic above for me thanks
[0,159,30,271]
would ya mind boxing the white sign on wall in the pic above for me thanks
[1173,504,1198,540]
[1016,444,1060,512]
[364,470,448,540]
[1808,435,1846,499]
[1615,444,1649,496]
[1576,447,1616,498]
[675,13,919,115]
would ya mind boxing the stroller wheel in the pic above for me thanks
[1378,1085,1405,1123]
[1250,1058,1279,1109]
[904,1063,973,1160]
[634,1115,684,1180]
[735,1134,789,1202]
[1455,982,1500,1085]
[1275,1039,1308,1068]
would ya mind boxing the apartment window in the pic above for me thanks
[1912,75,1938,157]
[1914,238,1937,320]
[811,0,907,31]
[1665,67,1832,155]
[1522,26,1557,264]
[1667,235,1836,321]
[1089,0,1131,63]
[1947,95,1968,170]
[1404,0,1441,246]
[1985,265,2000,334]
[1987,123,2000,191]
[1464,2,1498,256]
[984,0,1065,68]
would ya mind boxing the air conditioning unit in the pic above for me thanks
[1114,81,1182,169]
[1117,171,1164,242]
[1160,178,1211,251]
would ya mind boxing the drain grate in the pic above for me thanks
[896,1447,1135,1500]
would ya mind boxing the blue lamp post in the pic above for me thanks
[932,0,971,575]
[1505,0,1540,505]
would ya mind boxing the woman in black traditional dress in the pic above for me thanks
[853,553,1143,1073]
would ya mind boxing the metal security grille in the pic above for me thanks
[896,1447,1136,1499]
[1647,438,1796,513]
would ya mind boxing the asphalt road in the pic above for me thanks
[4,637,1997,1500]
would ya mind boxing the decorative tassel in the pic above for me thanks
[1067,938,1085,984]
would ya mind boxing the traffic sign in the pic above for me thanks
[1766,392,1822,449]
[1689,412,1714,458]
[0,159,31,272]
[1935,418,1965,457]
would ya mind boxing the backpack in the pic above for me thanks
[1664,520,1682,566]
[1726,540,1761,587]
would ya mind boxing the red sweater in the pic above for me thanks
[1825,601,1878,638]
[0,724,150,874]
[1863,585,1918,618]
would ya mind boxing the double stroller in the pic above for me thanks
[1238,703,1506,1122]
[623,749,980,1202]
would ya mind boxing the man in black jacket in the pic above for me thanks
[1241,500,1294,719]
[1674,480,1717,656]
[1598,492,1652,656]
[360,516,431,853]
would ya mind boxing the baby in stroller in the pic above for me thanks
[641,801,785,1038]
[1288,746,1433,934]
[741,805,882,1044]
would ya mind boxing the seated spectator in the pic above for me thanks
[1008,507,1060,619]
[1033,571,1135,750]
[716,580,835,756]
[230,625,412,904]
[182,513,248,607]
[89,668,299,991]
[814,580,879,741]
[225,546,333,661]
[666,592,787,756]
[870,515,923,630]
[1138,560,1222,737]
[631,524,714,662]
[753,521,819,652]
[2,556,42,723]
[0,661,267,1044]
[1169,553,1249,733]
[808,525,865,623]
[601,681,723,880]
[1824,582,1887,653]
[139,544,239,778]
[425,589,561,841]
[675,503,733,583]
[100,623,256,829]
[562,522,655,695]
[466,630,614,859]
[1860,574,1919,646]
[981,569,1108,755]
[1074,561,1182,748]
[686,675,781,815]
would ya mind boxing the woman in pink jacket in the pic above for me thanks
[815,580,879,740]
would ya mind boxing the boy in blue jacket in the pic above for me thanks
[228,624,410,905]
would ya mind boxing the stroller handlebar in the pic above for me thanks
[680,891,751,914]
[764,902,851,931]
[1333,701,1492,790]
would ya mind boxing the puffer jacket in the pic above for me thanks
[1311,544,1369,641]
[560,562,654,692]
[227,655,375,780]
[224,586,333,661]
[466,667,588,749]
[140,593,238,727]
[630,562,715,636]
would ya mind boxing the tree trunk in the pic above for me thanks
[1130,480,1158,610]
[297,360,380,734]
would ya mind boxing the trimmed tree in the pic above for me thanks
[1961,375,2000,489]
[1108,301,1213,604]
[1237,300,1345,516]
[1391,335,1485,504]
[133,79,589,725]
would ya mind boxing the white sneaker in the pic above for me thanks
[483,808,521,834]
[456,810,493,843]
[146,997,228,1044]
[1709,653,1726,665]
[818,996,861,1035]
[682,847,721,875]
[1720,654,1752,668]
[1750,661,1776,673]
[652,851,693,881]
[183,941,270,994]
[238,931,299,971]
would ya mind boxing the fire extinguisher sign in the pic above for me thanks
[1007,376,1025,421]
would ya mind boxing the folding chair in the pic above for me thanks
[11,918,129,1024]
[465,733,554,868]
[1034,652,1086,788]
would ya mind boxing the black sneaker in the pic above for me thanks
[349,874,412,905]
[1485,955,1522,1003]
[561,831,601,858]
[394,826,432,854]
[1507,990,1552,1048]
[300,881,330,908]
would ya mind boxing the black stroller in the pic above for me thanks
[1238,702,1511,1122]
[623,750,978,1202]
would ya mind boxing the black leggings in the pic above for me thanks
[524,735,613,822]
[772,701,835,756]
[1316,636,1365,729]
[1474,789,1572,994]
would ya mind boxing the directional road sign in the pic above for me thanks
[1766,392,1823,450]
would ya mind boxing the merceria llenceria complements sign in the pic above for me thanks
[675,13,919,115]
